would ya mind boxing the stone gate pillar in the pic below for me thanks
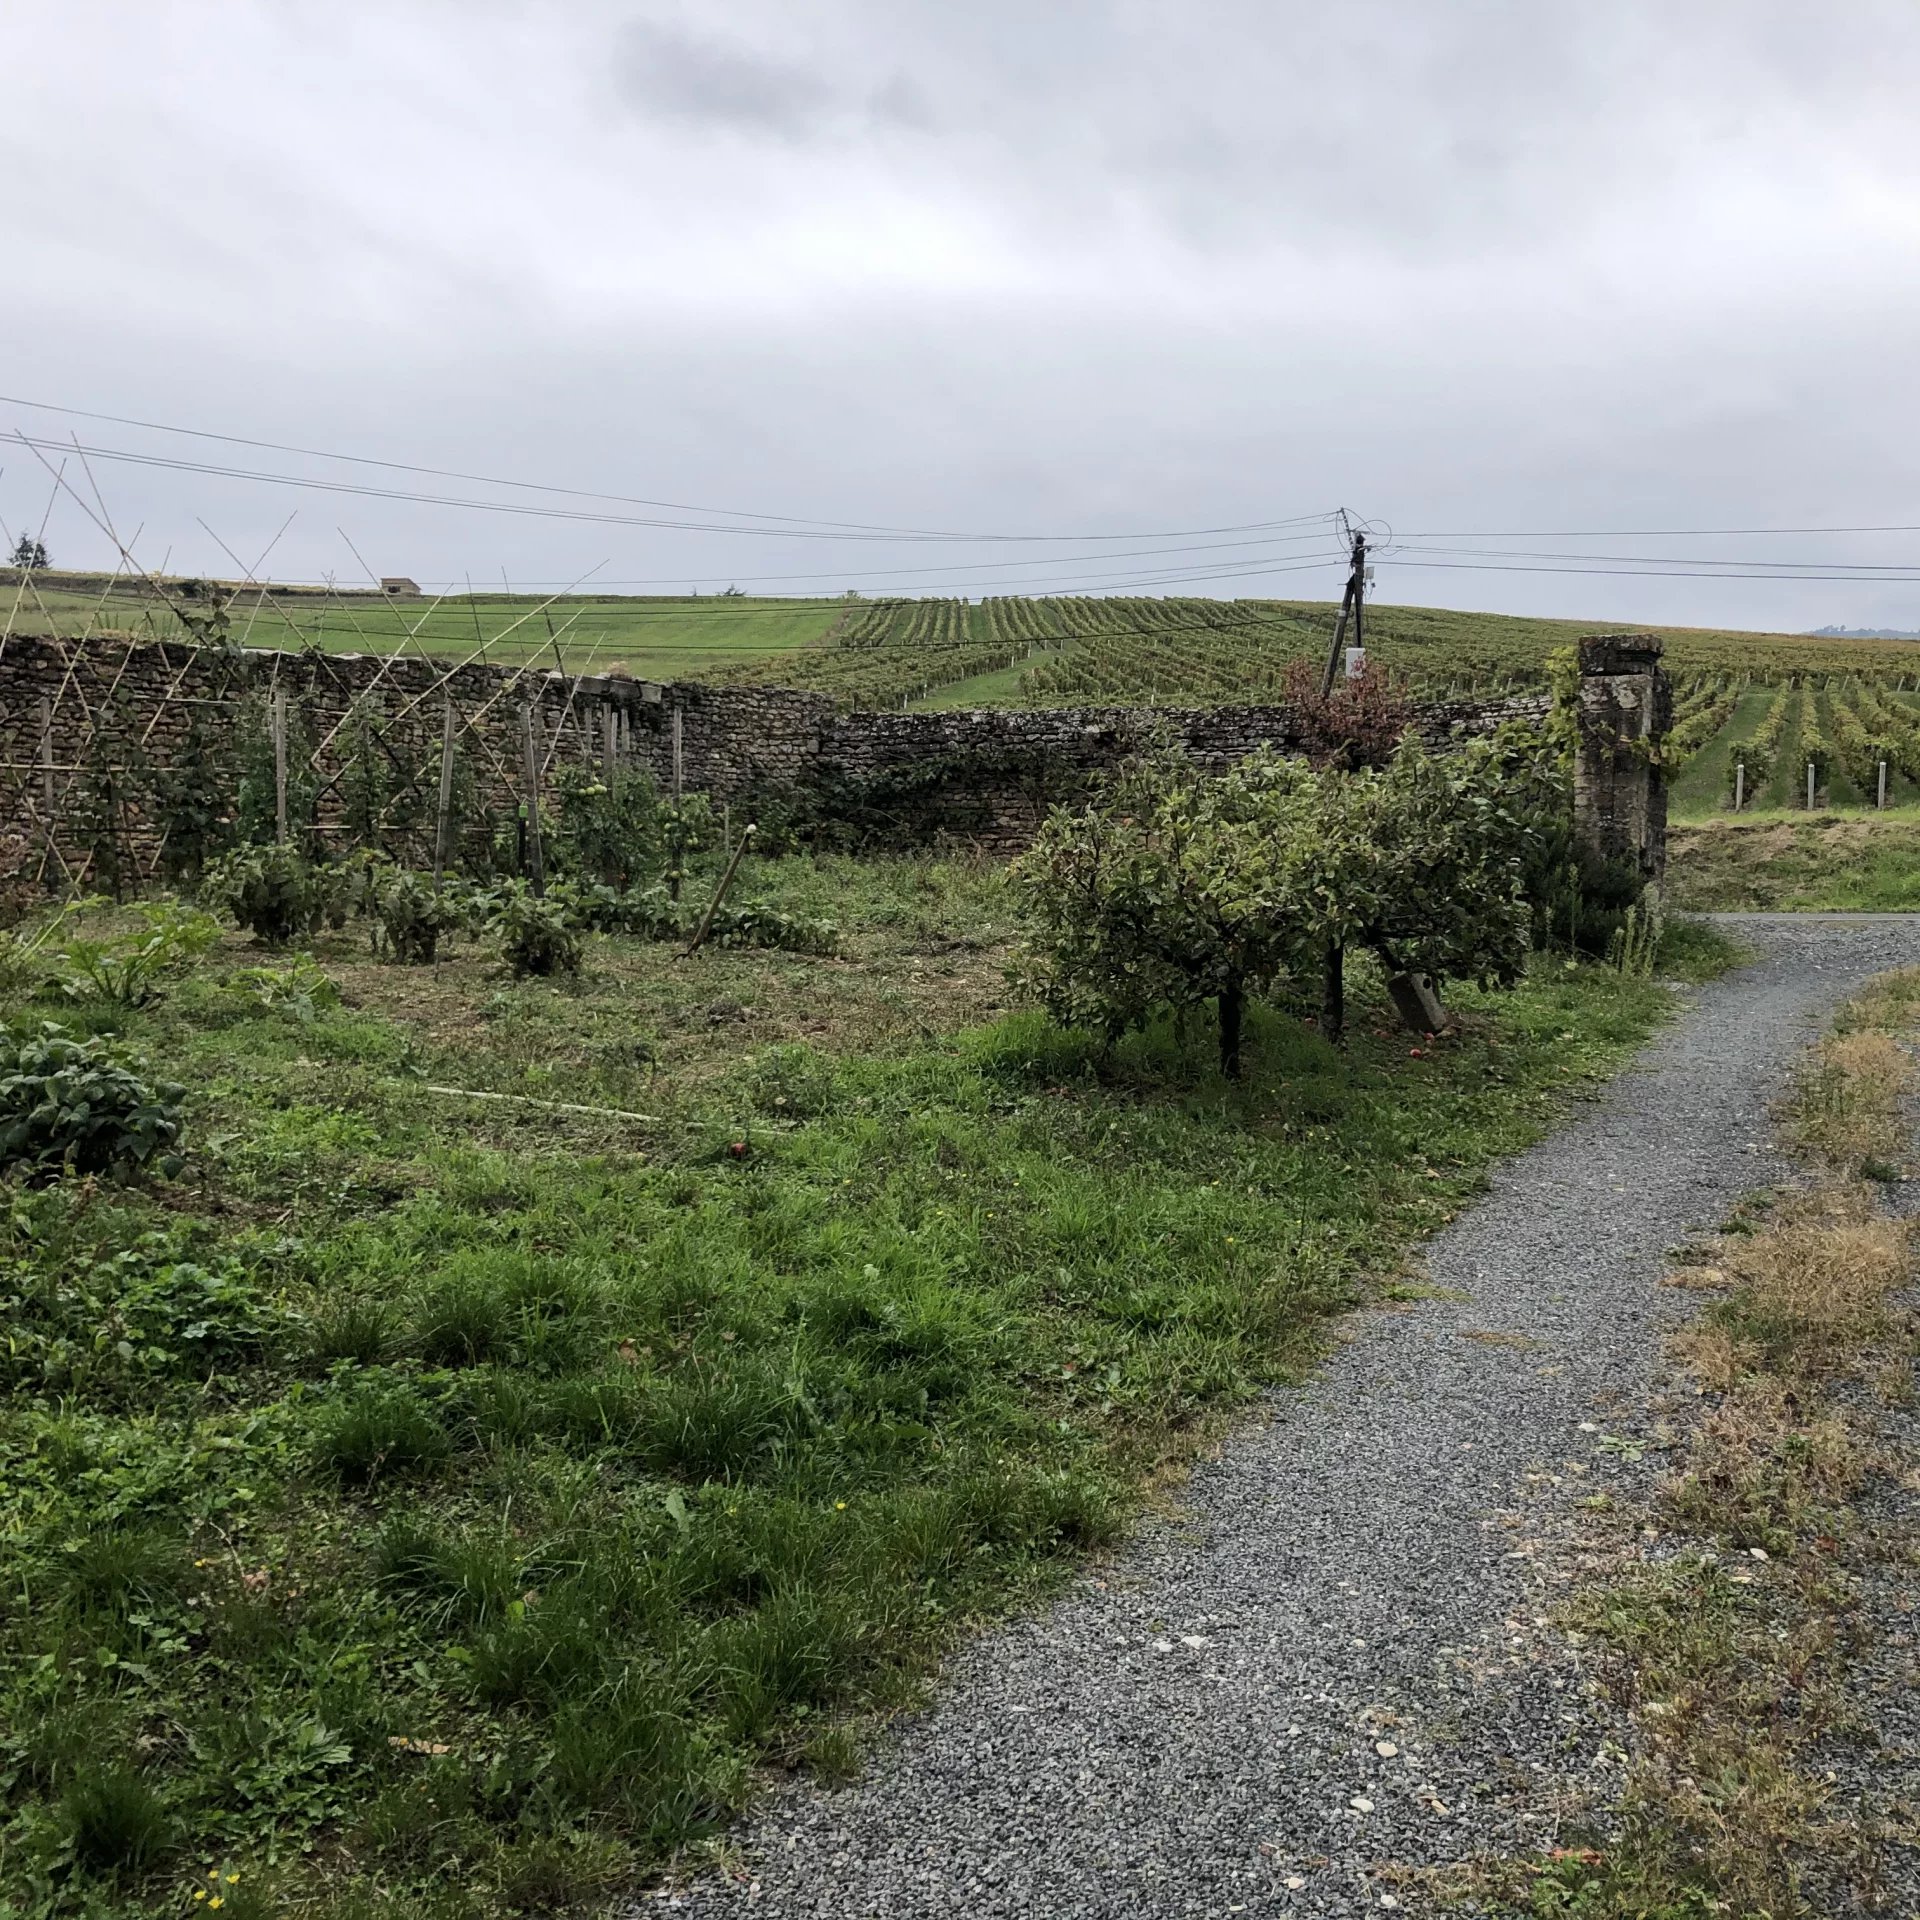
[1573,633,1671,887]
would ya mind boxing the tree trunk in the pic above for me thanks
[1218,977,1245,1080]
[1321,936,1345,1044]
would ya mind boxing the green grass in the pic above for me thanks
[1667,685,1769,817]
[0,863,1707,1917]
[912,648,1068,711]
[1,584,844,679]
[1668,811,1920,911]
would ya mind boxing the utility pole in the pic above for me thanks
[1319,520,1369,699]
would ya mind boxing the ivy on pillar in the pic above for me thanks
[1573,633,1672,891]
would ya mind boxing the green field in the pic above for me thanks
[0,580,845,681]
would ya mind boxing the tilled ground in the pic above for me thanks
[650,917,1920,1920]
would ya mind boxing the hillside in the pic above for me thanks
[16,574,1920,816]
[15,575,1920,701]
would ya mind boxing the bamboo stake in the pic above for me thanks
[520,703,546,895]
[36,696,54,819]
[273,689,289,841]
[422,1085,663,1124]
[682,825,756,957]
[432,697,457,887]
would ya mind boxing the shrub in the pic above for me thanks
[369,869,459,965]
[233,954,340,1023]
[705,902,841,957]
[45,902,220,1008]
[0,1021,185,1181]
[1012,740,1538,1074]
[552,768,667,889]
[0,896,96,998]
[1338,739,1533,990]
[1012,749,1327,1076]
[552,879,680,939]
[1278,655,1413,771]
[201,844,330,947]
[487,885,583,978]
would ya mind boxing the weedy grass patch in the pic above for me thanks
[0,862,1712,1918]
[1507,975,1919,1920]
[1667,811,1920,913]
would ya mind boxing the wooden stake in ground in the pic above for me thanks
[272,688,289,843]
[432,697,457,888]
[1879,760,1889,811]
[671,706,684,801]
[683,825,756,957]
[601,702,616,784]
[36,695,54,820]
[1807,759,1817,810]
[520,703,546,896]
[1734,761,1746,812]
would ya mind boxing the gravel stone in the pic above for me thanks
[653,915,1920,1919]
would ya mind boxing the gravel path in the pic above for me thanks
[658,916,1920,1920]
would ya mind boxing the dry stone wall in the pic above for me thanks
[0,634,1550,880]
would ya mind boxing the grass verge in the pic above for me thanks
[1500,969,1920,1918]
[0,867,1723,1918]
[1667,811,1920,912]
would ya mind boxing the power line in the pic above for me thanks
[1400,522,1920,539]
[1379,556,1920,584]
[0,400,1336,546]
[7,434,1346,552]
[1388,540,1920,572]
[397,525,1349,591]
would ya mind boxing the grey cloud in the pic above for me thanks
[613,20,827,139]
[6,0,1920,638]
[612,17,935,142]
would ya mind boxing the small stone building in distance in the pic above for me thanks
[379,576,421,596]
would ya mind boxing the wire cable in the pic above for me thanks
[1,401,1336,546]
[6,434,1344,551]
[1386,540,1920,573]
[1378,556,1920,584]
[1399,522,1920,540]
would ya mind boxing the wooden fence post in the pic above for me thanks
[671,706,684,801]
[521,703,546,896]
[432,697,457,888]
[601,702,616,784]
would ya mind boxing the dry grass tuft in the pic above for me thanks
[1540,968,1920,1916]
[1710,1204,1908,1378]
[1789,976,1917,1171]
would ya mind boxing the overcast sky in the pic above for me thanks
[7,0,1920,633]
